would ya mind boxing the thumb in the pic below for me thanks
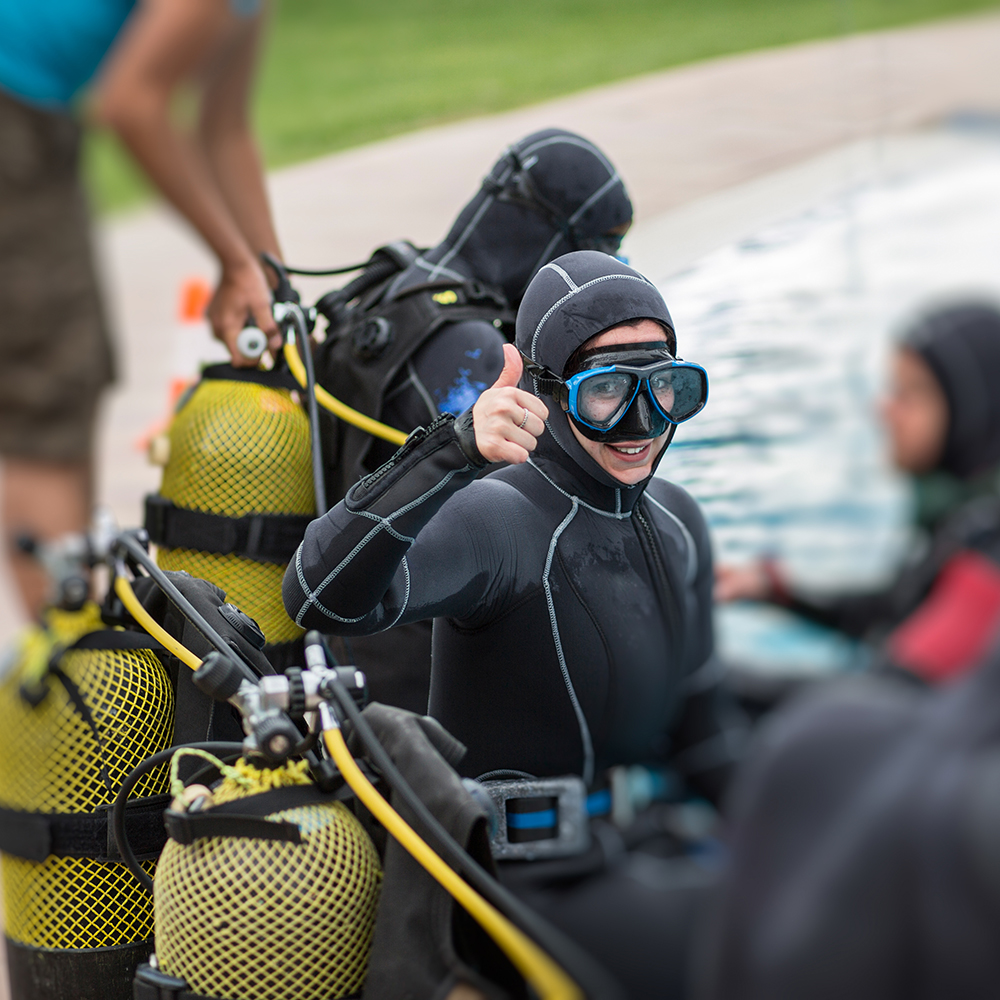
[492,342,523,389]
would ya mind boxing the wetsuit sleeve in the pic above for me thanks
[654,487,747,806]
[283,412,497,634]
[779,586,900,639]
[885,549,1000,683]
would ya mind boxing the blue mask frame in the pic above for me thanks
[520,349,708,435]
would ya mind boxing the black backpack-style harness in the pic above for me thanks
[314,242,515,503]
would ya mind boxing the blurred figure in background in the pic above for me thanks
[717,302,1000,686]
[699,583,1000,1000]
[0,0,281,619]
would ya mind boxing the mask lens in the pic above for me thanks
[576,371,635,427]
[650,366,705,421]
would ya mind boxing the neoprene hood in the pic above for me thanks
[903,302,1000,479]
[516,250,680,487]
[390,129,633,308]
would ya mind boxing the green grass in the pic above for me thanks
[85,0,1000,213]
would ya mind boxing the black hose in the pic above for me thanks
[281,260,371,277]
[314,256,400,324]
[114,536,259,683]
[112,742,244,893]
[322,672,625,1000]
[294,310,328,514]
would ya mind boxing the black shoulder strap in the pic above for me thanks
[199,364,299,390]
[0,795,171,863]
[71,629,165,652]
[163,782,354,845]
[144,494,313,565]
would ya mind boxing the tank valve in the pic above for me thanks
[236,325,268,360]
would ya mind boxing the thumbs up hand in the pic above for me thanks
[471,344,550,464]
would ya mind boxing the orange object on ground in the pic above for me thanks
[178,278,212,323]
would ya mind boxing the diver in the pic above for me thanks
[716,302,1000,686]
[315,128,633,712]
[286,251,745,998]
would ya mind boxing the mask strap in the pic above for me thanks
[484,150,586,248]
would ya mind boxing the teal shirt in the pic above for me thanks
[0,0,261,111]
[0,0,136,109]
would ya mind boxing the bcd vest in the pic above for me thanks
[315,265,515,504]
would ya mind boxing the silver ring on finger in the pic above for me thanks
[518,406,529,429]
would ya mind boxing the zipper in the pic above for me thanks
[633,502,684,668]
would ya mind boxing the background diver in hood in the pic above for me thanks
[315,128,632,711]
[287,252,744,998]
[717,301,1000,687]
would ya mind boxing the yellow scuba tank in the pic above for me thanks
[0,602,175,1000]
[148,755,381,1000]
[145,367,316,658]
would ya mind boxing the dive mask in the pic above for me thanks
[521,342,708,442]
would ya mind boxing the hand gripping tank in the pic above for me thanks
[0,604,175,1000]
[149,369,316,655]
[153,759,381,1000]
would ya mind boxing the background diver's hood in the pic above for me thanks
[515,251,678,505]
[389,129,633,308]
[903,302,1000,480]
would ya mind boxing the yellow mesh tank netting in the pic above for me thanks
[0,611,175,948]
[156,759,381,1000]
[157,379,315,645]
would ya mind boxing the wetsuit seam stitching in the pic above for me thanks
[427,193,499,280]
[568,171,622,225]
[297,465,469,624]
[293,546,368,626]
[556,546,616,748]
[386,556,411,629]
[542,499,595,785]
[407,358,439,422]
[645,494,698,586]
[530,273,655,358]
[546,263,578,291]
[354,509,415,544]
[526,458,632,519]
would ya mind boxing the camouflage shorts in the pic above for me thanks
[0,89,114,463]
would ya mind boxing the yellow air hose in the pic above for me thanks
[283,341,408,446]
[114,576,202,673]
[112,572,583,1000]
[321,722,582,1000]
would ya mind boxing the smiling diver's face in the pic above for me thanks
[566,319,671,485]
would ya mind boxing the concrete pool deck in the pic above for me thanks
[2,9,1000,991]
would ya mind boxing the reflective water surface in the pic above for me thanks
[649,127,1000,673]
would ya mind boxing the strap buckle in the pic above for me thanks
[133,962,190,1000]
[479,775,590,861]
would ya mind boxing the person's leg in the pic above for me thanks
[0,92,114,622]
[1,458,92,619]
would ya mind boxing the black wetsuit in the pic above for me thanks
[285,414,734,794]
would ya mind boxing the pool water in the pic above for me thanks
[649,126,1000,674]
